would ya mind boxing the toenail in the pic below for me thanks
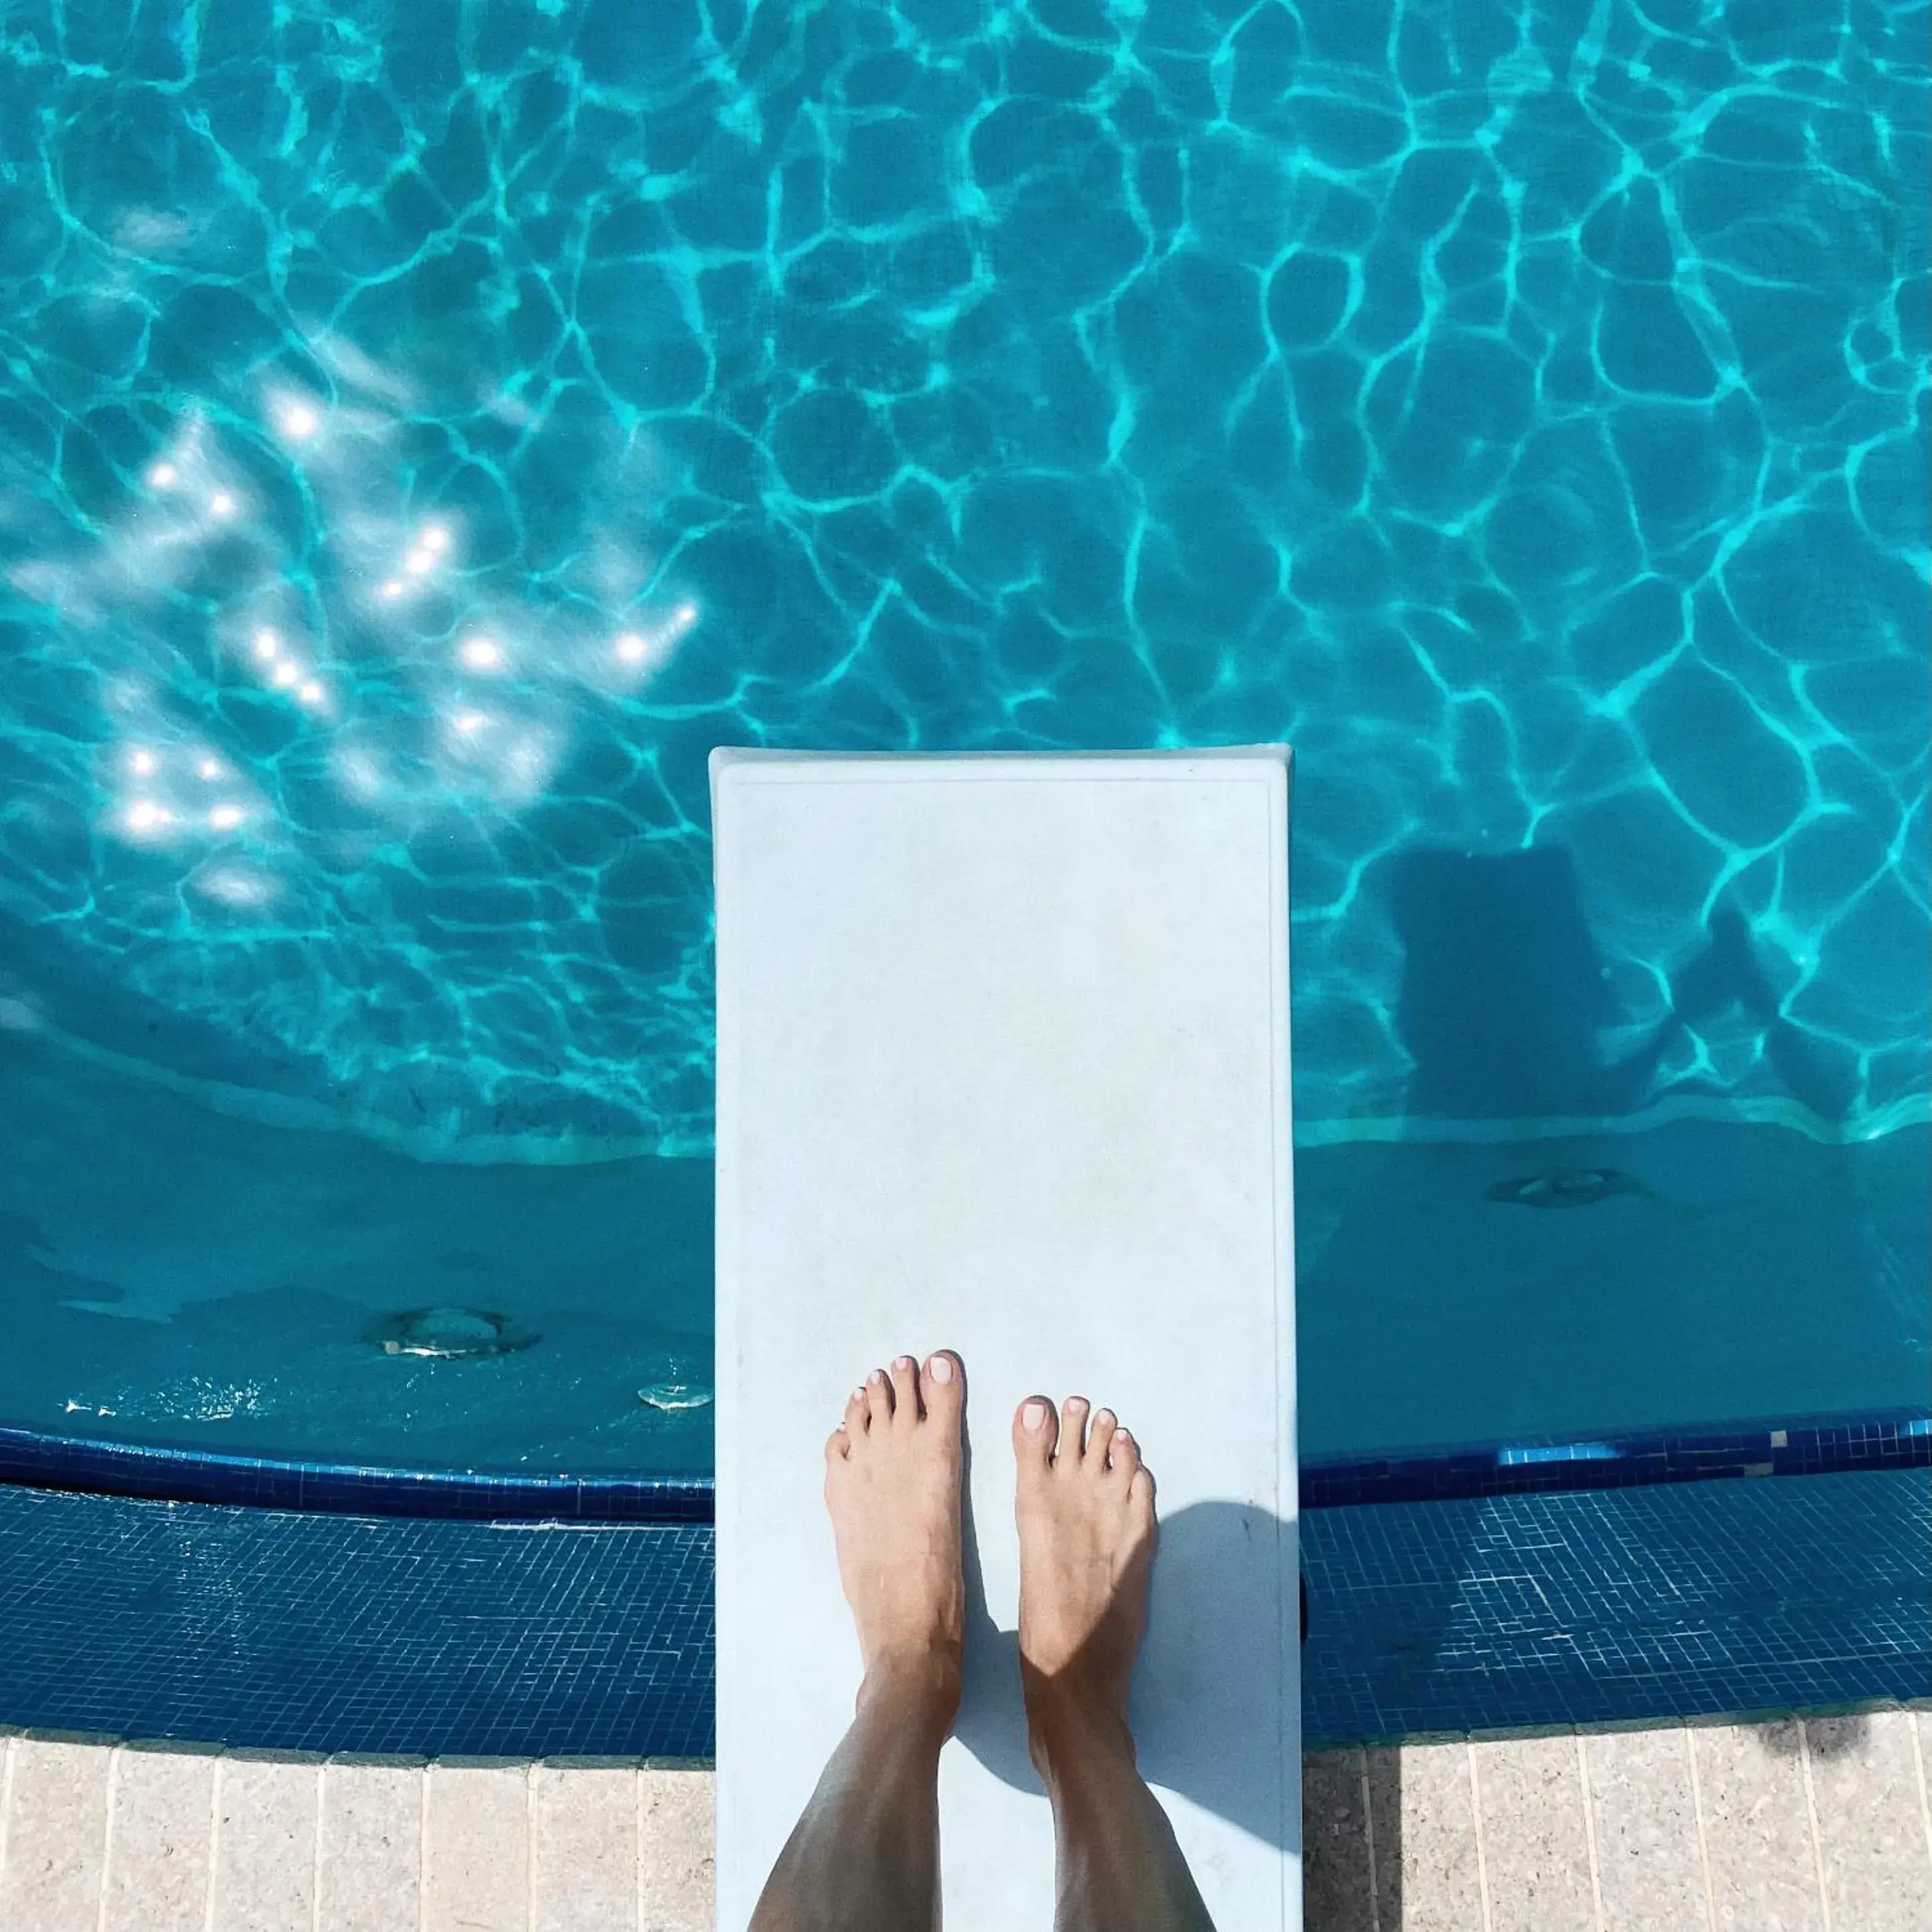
[851,1387,865,1403]
[1022,1401,1045,1431]
[896,1355,915,1370]
[869,1370,884,1385]
[928,1355,953,1383]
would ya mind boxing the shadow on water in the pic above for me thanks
[1667,904,1860,1123]
[1387,847,1861,1127]
[950,1423,1303,1858]
[1385,845,1679,1121]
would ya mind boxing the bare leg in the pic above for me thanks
[1014,1395,1216,1932]
[748,1351,967,1932]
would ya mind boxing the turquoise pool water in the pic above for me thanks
[0,0,1925,1467]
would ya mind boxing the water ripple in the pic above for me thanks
[0,0,1924,1155]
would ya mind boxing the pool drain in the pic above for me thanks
[638,1379,713,1412]
[370,1306,538,1360]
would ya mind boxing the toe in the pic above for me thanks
[843,1384,871,1435]
[920,1351,964,1431]
[1085,1408,1118,1473]
[1106,1425,1141,1481]
[1059,1395,1091,1463]
[863,1367,892,1428]
[888,1354,921,1424]
[824,1423,849,1463]
[1013,1394,1059,1469]
[1129,1466,1156,1516]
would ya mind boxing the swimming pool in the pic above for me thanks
[1,0,1925,1475]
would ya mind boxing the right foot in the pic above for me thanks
[823,1352,967,1721]
[1013,1393,1157,1768]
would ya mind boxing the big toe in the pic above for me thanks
[920,1351,965,1433]
[1013,1393,1060,1472]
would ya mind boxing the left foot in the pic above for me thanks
[823,1352,967,1719]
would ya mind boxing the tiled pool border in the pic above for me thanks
[2,1407,1925,1522]
[0,1428,712,1522]
[1299,1407,1932,1508]
[1,1471,1925,1754]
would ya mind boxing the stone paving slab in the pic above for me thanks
[3,1713,1927,1929]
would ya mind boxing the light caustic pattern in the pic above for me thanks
[0,0,1925,1155]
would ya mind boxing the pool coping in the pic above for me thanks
[2,1407,1925,1522]
[1300,1406,1932,1507]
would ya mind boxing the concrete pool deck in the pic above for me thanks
[3,1714,1929,1929]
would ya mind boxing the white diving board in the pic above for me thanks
[712,748,1300,1931]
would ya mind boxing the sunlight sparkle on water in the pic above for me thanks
[195,864,274,908]
[612,601,698,674]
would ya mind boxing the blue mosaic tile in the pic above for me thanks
[1300,1468,1932,1744]
[1,1468,1924,1756]
[0,1488,714,1757]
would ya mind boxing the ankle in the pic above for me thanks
[857,1643,962,1726]
[1022,1669,1135,1787]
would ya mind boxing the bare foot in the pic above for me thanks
[823,1351,966,1720]
[1013,1393,1157,1769]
